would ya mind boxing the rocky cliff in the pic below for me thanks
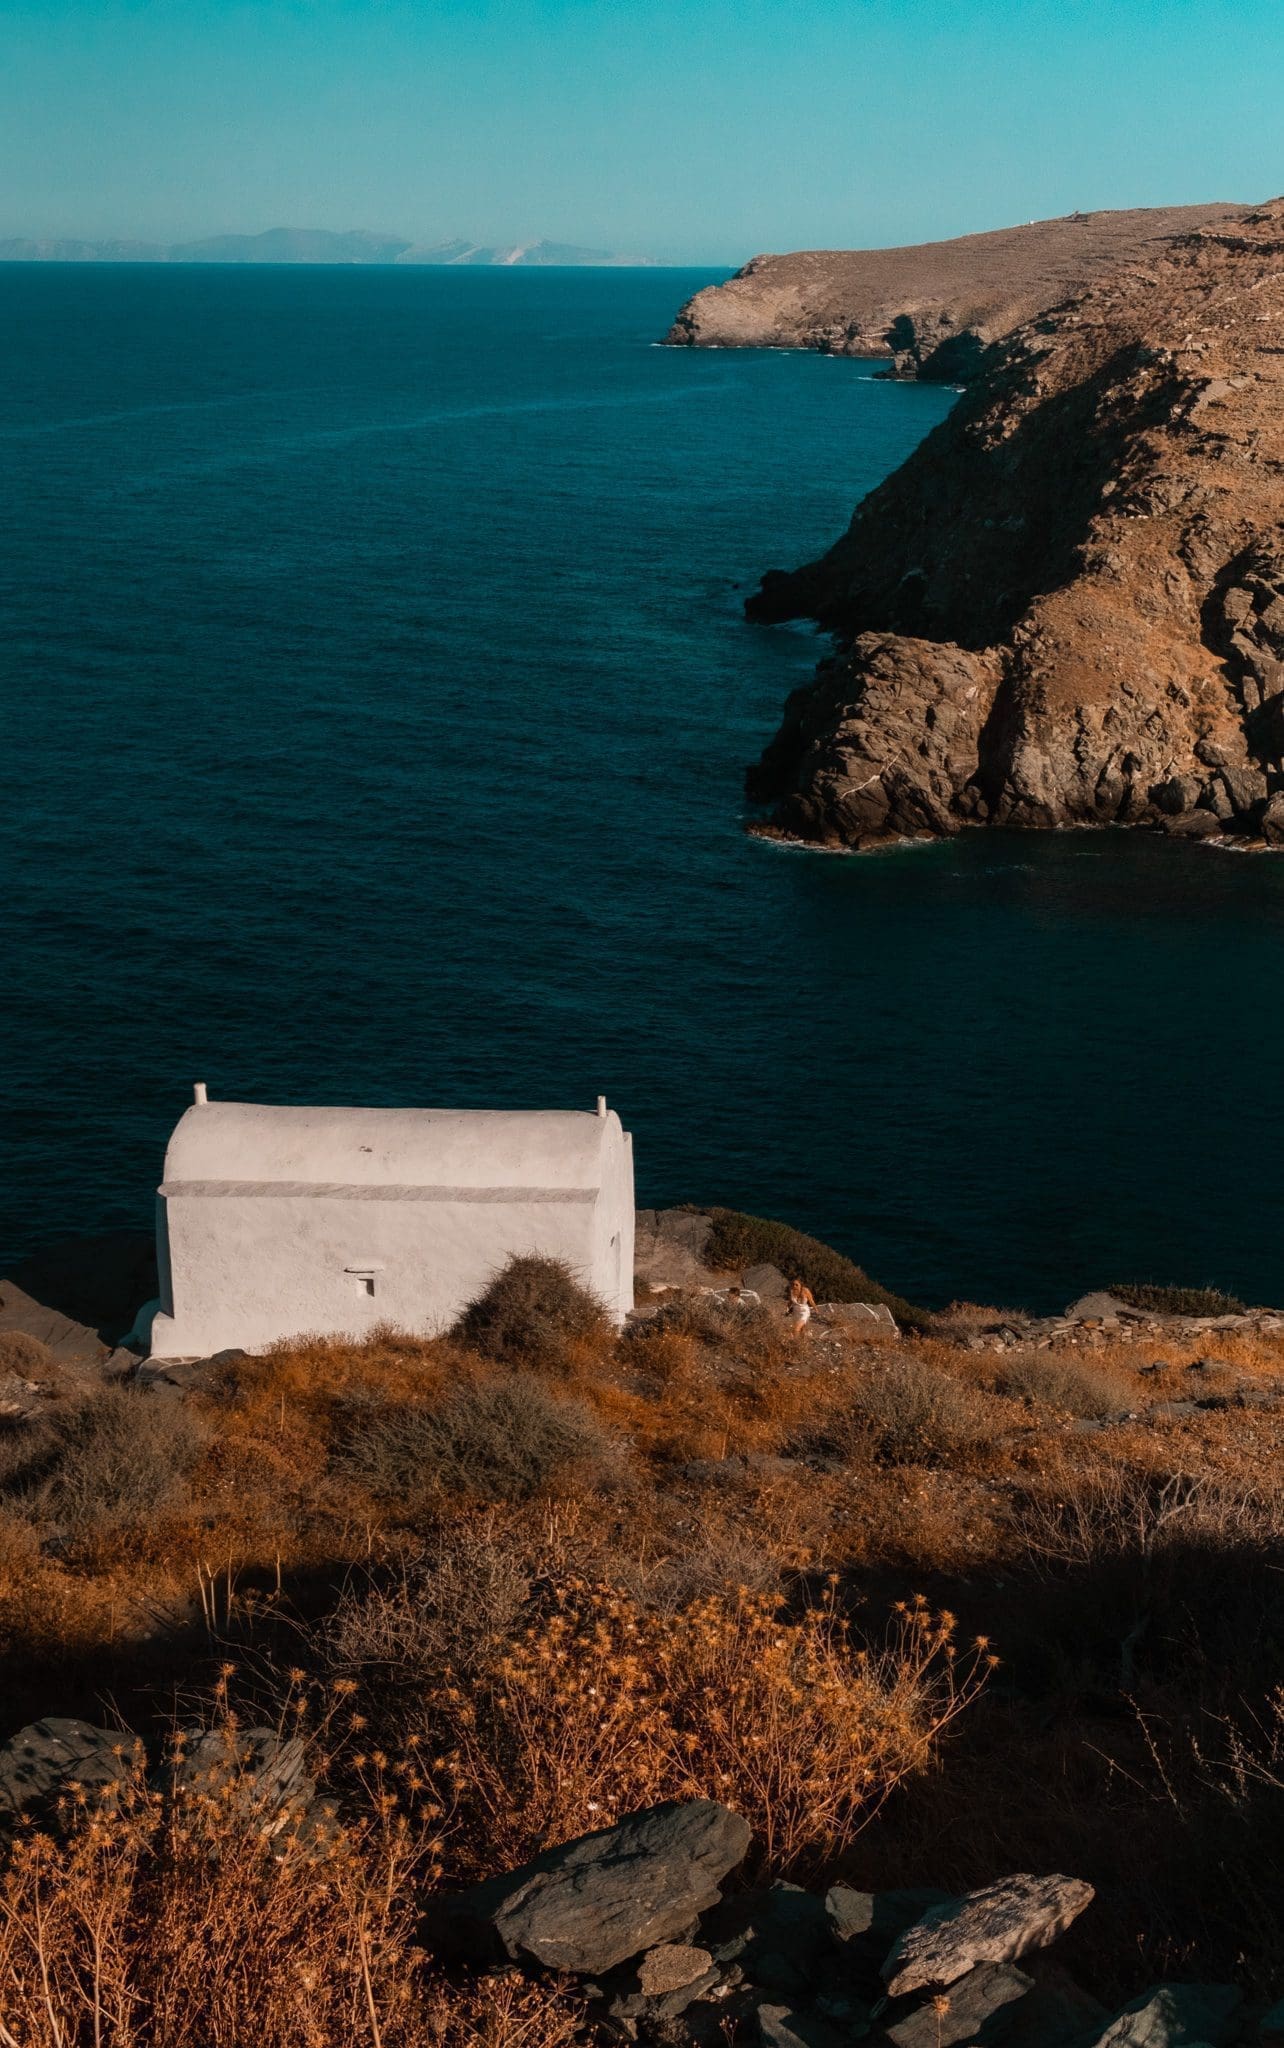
[744,201,1284,851]
[666,205,1241,378]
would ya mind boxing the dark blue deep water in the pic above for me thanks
[4,264,1284,1310]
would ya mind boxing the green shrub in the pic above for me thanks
[337,1377,622,1506]
[996,1352,1130,1419]
[453,1255,614,1368]
[696,1207,927,1327]
[1108,1281,1247,1316]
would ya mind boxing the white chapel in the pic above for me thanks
[149,1088,635,1359]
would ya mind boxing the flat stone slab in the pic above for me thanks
[882,1872,1095,1997]
[886,1963,1033,2046]
[756,2005,851,2048]
[636,1943,715,1997]
[826,1885,951,1955]
[439,1798,751,1975]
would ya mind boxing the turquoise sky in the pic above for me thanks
[3,0,1282,262]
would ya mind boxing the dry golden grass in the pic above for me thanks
[6,1266,1284,2006]
[0,1732,427,2048]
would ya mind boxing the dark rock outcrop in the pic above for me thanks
[1080,1982,1242,2045]
[0,1715,329,1850]
[745,200,1284,851]
[666,206,1241,377]
[0,1717,139,1825]
[0,1231,154,1366]
[436,1799,752,1974]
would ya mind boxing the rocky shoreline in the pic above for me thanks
[665,205,1240,379]
[743,201,1284,853]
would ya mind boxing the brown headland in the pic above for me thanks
[665,203,1242,379]
[744,200,1284,852]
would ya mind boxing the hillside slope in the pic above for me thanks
[666,204,1242,377]
[745,200,1284,850]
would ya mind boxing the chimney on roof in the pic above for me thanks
[596,1095,607,1118]
[193,1082,209,1105]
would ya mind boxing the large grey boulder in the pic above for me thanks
[0,1717,140,1823]
[1065,1293,1137,1324]
[1078,1984,1241,2046]
[817,1302,900,1335]
[437,1799,751,1974]
[168,1727,311,1811]
[882,1873,1095,1996]
[743,1264,788,1300]
[885,1964,1033,2046]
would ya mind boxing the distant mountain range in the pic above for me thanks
[0,228,654,267]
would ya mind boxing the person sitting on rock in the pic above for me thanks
[785,1277,816,1335]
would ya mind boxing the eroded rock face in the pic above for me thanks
[665,206,1241,378]
[745,201,1284,850]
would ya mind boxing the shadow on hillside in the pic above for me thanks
[828,1515,1284,1996]
[2,1509,1283,1992]
[0,1232,155,1357]
[0,1553,352,1741]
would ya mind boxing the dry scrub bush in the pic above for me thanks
[996,1352,1132,1419]
[336,1378,623,1508]
[0,1333,59,1379]
[326,1524,532,1687]
[418,1580,991,1880]
[1109,1281,1247,1316]
[1012,1462,1284,1570]
[0,1387,210,1547]
[805,1354,998,1468]
[620,1318,849,1465]
[0,1743,426,2048]
[222,1326,456,1434]
[452,1257,614,1372]
[638,1292,780,1357]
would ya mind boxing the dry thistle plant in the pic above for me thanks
[0,1708,428,2048]
[407,1578,992,1881]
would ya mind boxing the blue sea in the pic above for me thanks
[3,263,1283,1311]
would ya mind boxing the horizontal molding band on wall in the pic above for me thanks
[158,1181,597,1203]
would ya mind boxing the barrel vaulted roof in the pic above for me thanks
[161,1102,622,1194]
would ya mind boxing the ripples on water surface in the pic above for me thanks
[3,265,1282,1309]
